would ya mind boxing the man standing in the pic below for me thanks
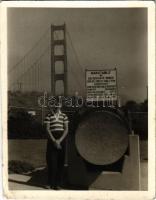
[44,103,69,190]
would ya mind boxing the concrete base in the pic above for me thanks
[90,135,141,190]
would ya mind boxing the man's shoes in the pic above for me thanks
[44,185,51,189]
[44,185,62,190]
[53,186,62,190]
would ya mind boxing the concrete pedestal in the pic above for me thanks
[90,135,141,190]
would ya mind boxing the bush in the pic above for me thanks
[8,108,47,139]
[9,160,35,174]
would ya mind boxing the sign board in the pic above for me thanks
[86,69,118,101]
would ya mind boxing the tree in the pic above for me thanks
[8,108,47,139]
[123,100,140,112]
[140,99,148,112]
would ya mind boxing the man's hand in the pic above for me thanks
[47,125,56,143]
[59,122,69,143]
[55,140,62,149]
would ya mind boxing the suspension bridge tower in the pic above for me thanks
[51,24,68,96]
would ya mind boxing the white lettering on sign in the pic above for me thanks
[86,69,118,101]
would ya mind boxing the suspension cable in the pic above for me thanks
[9,27,50,74]
[66,28,84,74]
[11,45,50,86]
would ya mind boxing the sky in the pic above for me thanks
[8,7,147,103]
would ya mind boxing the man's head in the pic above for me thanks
[55,102,62,112]
[50,102,62,113]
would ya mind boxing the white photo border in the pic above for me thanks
[0,1,155,200]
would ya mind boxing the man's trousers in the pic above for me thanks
[46,139,65,188]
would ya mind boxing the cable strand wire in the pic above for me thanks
[67,60,84,92]
[66,28,84,74]
[10,45,50,87]
[9,27,50,74]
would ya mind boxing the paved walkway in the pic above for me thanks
[9,161,148,190]
[9,167,47,190]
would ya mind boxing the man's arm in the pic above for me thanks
[46,123,56,143]
[57,121,68,144]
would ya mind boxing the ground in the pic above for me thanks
[8,161,148,190]
[8,139,148,190]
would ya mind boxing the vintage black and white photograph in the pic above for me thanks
[0,1,155,199]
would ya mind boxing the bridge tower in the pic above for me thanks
[51,24,67,96]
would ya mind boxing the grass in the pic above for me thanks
[8,139,47,168]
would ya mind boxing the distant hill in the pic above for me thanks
[8,91,44,109]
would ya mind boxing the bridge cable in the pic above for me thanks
[11,45,50,86]
[66,28,84,74]
[9,27,50,74]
